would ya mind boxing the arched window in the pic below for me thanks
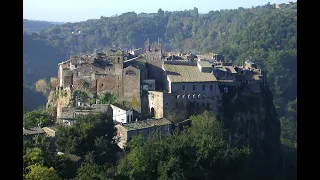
[117,57,120,63]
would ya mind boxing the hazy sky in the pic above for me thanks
[23,0,292,22]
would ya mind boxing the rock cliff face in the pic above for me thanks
[46,87,72,120]
[218,83,282,179]
[219,84,280,154]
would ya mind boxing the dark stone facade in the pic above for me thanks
[59,52,140,101]
[145,40,165,90]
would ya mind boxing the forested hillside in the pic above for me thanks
[23,19,64,32]
[23,32,66,110]
[23,2,296,147]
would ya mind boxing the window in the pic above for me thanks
[101,84,104,87]
[126,70,136,76]
[193,85,195,90]
[202,85,205,90]
[117,57,120,63]
[182,85,185,90]
[210,85,213,90]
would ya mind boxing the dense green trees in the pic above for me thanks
[117,111,251,180]
[24,164,61,180]
[23,109,295,179]
[23,19,58,33]
[23,134,71,180]
[23,108,53,128]
[98,92,116,104]
[24,112,118,179]
[55,113,117,161]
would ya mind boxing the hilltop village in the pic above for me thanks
[25,40,265,149]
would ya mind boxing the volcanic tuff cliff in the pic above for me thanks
[220,83,280,149]
[46,87,72,119]
[218,82,282,179]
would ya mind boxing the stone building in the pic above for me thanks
[57,104,112,122]
[110,103,133,124]
[115,118,172,149]
[144,40,164,90]
[234,60,265,93]
[23,127,45,138]
[148,60,221,119]
[212,60,238,85]
[57,50,140,102]
[141,79,156,91]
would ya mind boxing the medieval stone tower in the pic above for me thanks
[145,39,164,90]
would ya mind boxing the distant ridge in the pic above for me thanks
[23,19,65,32]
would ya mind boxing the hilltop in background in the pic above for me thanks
[23,19,65,32]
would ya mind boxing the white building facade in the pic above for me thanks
[110,104,133,124]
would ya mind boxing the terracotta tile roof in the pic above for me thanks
[164,64,217,82]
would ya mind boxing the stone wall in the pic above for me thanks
[42,127,56,137]
[116,122,172,149]
[115,124,128,149]
[170,82,219,98]
[145,41,164,90]
[55,88,72,120]
[123,66,140,101]
[148,91,164,118]
[146,60,164,90]
[97,76,121,96]
[148,87,220,120]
